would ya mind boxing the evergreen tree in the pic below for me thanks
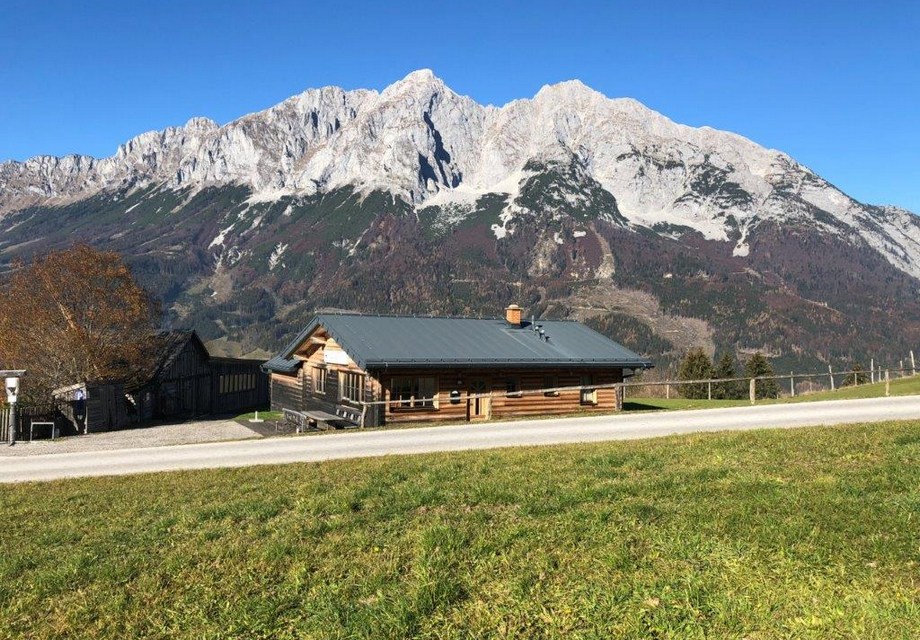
[842,363,870,386]
[712,352,744,399]
[678,348,714,399]
[745,352,779,399]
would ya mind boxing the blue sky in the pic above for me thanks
[1,0,918,211]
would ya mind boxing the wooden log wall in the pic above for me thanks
[270,372,302,412]
[372,367,624,426]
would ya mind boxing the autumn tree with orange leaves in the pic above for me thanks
[0,245,159,402]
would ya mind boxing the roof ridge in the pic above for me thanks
[317,311,505,321]
[314,311,581,322]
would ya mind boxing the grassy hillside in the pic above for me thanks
[2,422,919,638]
[625,374,920,411]
[4,183,920,373]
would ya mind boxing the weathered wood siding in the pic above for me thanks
[154,339,212,417]
[270,372,302,412]
[85,383,131,432]
[211,359,270,414]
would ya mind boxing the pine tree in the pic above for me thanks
[712,352,744,399]
[678,348,714,399]
[745,352,779,399]
[842,363,869,386]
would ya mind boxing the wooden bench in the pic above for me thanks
[303,410,342,431]
[282,409,308,432]
[282,408,357,432]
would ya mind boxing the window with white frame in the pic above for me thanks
[339,371,364,404]
[390,376,437,410]
[313,367,327,395]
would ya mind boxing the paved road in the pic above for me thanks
[3,396,919,483]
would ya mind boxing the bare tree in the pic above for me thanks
[0,245,159,401]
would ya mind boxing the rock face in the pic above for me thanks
[1,69,919,369]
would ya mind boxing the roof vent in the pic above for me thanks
[505,304,522,327]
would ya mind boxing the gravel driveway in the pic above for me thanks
[0,418,262,457]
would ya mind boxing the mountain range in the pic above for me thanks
[1,69,918,371]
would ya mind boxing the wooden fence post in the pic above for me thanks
[707,381,712,401]
[790,372,795,397]
[749,378,756,405]
[666,383,670,400]
[870,358,875,384]
[828,365,835,392]
[911,350,916,376]
[885,370,890,397]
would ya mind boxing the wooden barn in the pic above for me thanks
[52,331,269,434]
[133,331,270,420]
[264,306,653,428]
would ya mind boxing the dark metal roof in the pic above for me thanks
[264,313,653,373]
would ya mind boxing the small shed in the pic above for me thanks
[52,381,132,434]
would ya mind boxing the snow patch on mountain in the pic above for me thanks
[1,69,918,280]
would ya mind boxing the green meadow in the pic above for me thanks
[2,420,919,639]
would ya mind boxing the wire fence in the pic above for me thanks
[625,366,918,401]
[349,365,918,418]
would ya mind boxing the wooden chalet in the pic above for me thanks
[264,305,653,428]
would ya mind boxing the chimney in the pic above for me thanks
[505,304,522,327]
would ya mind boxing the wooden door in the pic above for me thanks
[198,376,212,415]
[468,379,490,419]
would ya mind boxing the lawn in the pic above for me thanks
[2,421,919,638]
[625,374,920,412]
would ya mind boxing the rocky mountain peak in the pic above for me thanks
[0,70,917,279]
